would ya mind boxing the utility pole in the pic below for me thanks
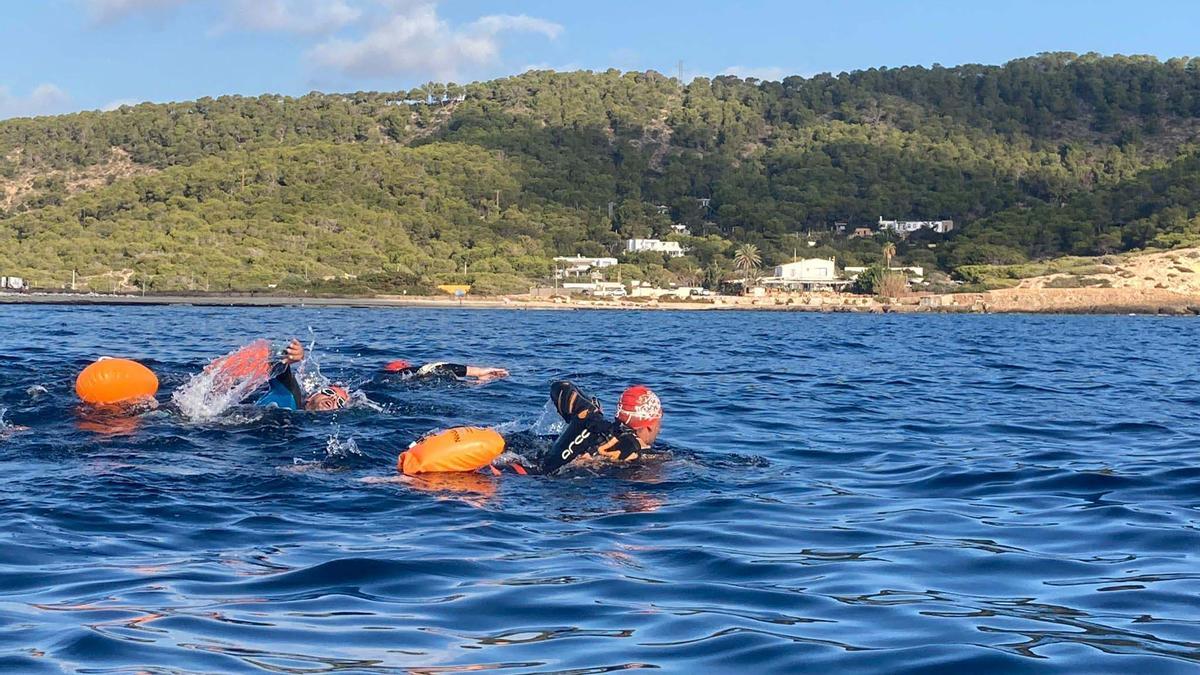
[71,269,76,291]
[495,190,500,210]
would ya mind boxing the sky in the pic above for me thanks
[4,0,1200,119]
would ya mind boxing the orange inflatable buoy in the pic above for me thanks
[75,357,159,405]
[398,427,505,475]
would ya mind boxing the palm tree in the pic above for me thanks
[881,242,896,270]
[733,243,762,289]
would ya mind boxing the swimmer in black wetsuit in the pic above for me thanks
[505,380,663,475]
[382,359,508,382]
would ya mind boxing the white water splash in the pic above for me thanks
[0,407,8,430]
[530,400,567,436]
[171,339,276,421]
[324,427,362,459]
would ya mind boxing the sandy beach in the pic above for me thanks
[4,288,1200,314]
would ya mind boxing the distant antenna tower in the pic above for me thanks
[677,60,684,82]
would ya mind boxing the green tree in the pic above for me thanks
[733,243,762,286]
[882,242,896,269]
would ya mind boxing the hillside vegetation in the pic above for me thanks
[5,52,1200,292]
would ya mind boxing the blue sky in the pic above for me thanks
[3,0,1200,119]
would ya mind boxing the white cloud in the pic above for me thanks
[720,65,788,82]
[86,0,191,22]
[215,0,362,34]
[309,2,563,80]
[468,14,561,40]
[0,84,72,120]
[101,98,143,111]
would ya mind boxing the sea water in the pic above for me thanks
[0,305,1197,673]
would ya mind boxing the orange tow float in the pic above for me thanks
[75,357,159,405]
[398,427,505,475]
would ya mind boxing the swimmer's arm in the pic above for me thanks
[465,365,508,380]
[270,363,305,409]
[549,380,600,421]
[596,432,643,463]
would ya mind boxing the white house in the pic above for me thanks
[0,276,25,290]
[759,258,851,291]
[774,258,836,280]
[878,217,954,237]
[554,256,618,279]
[625,238,686,257]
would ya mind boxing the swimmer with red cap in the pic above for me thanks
[521,380,663,474]
[382,359,508,382]
[256,339,350,411]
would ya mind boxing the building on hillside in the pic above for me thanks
[625,238,686,257]
[757,258,852,292]
[670,223,691,236]
[877,217,954,237]
[843,266,925,283]
[561,281,626,297]
[554,256,618,279]
[850,227,874,238]
[1,276,26,290]
[843,266,868,280]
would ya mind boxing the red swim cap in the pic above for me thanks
[383,359,412,372]
[615,385,662,429]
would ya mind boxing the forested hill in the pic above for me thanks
[5,52,1200,292]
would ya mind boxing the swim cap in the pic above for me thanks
[383,359,412,372]
[615,385,662,429]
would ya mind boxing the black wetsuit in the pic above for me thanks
[387,363,470,380]
[534,380,646,475]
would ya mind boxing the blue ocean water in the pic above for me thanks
[0,305,1198,674]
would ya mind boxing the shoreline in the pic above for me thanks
[3,289,1200,315]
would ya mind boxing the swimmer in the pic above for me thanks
[382,359,508,382]
[255,339,350,411]
[505,380,663,475]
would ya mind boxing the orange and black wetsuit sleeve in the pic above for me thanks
[550,380,600,421]
[595,432,643,462]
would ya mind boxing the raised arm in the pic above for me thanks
[266,339,305,408]
[550,380,600,421]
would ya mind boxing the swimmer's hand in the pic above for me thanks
[282,339,305,365]
[467,366,508,381]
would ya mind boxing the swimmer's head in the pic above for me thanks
[305,385,350,411]
[383,359,412,372]
[616,385,662,447]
